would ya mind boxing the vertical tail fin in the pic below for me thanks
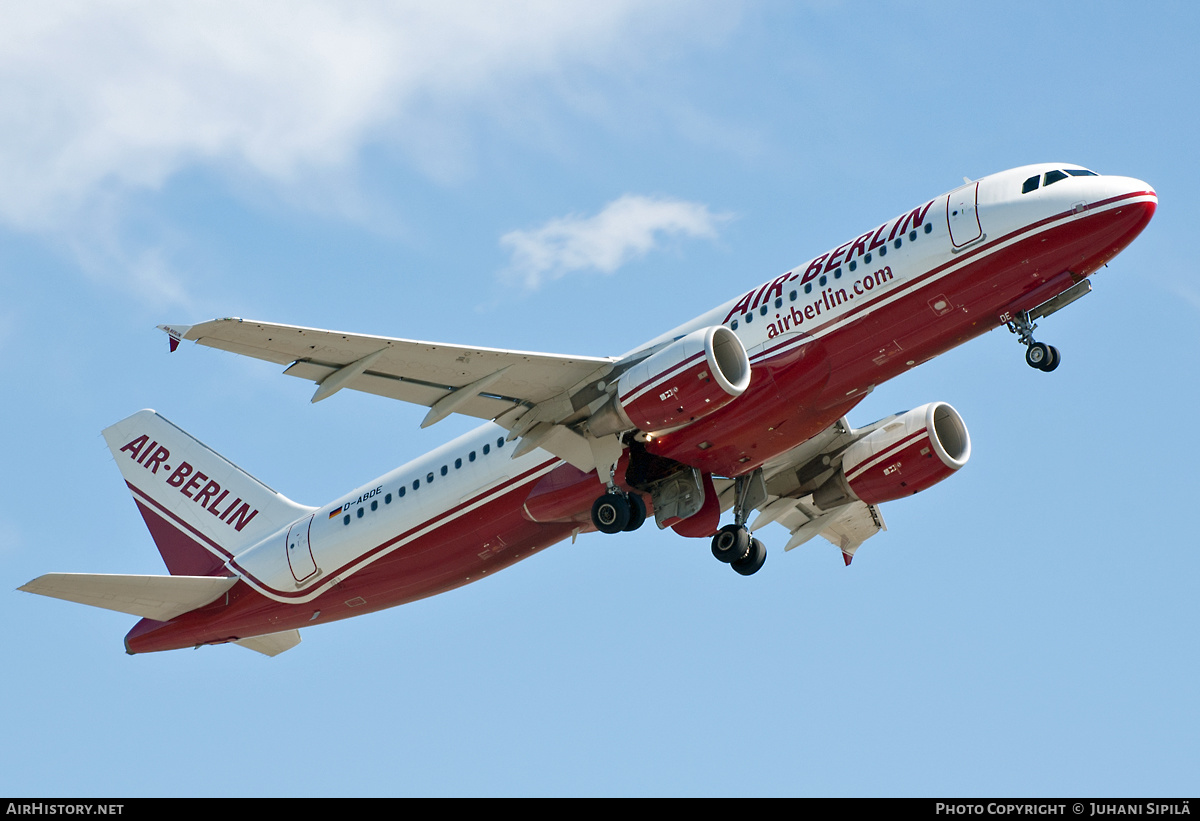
[103,410,314,575]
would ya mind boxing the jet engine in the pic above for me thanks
[814,402,971,508]
[587,326,751,437]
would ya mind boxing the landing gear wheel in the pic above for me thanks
[1041,345,1061,372]
[731,538,767,576]
[1026,342,1051,370]
[711,524,751,563]
[591,494,630,534]
[623,494,647,532]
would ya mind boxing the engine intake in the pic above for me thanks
[588,326,751,437]
[815,402,970,508]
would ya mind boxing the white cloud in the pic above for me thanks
[0,1,724,302]
[0,2,694,233]
[500,195,730,289]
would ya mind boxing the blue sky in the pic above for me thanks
[3,1,1196,797]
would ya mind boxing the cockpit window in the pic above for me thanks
[1043,169,1069,187]
[1022,175,1040,194]
[1065,168,1098,177]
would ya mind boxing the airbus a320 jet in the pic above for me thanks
[21,163,1156,656]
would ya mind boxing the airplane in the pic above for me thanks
[20,163,1156,656]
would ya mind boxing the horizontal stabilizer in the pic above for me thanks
[236,630,302,657]
[19,573,237,621]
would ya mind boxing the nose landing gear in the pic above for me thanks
[1004,278,1094,373]
[1025,340,1061,372]
[1008,311,1061,372]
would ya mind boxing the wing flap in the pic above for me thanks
[282,360,521,419]
[175,318,614,421]
[774,500,886,556]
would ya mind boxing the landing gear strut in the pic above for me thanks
[1007,311,1061,372]
[709,469,767,576]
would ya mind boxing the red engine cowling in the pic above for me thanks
[588,326,751,436]
[837,402,970,505]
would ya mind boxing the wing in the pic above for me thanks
[714,416,890,564]
[163,318,620,470]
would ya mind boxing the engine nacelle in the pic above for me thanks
[588,326,751,436]
[816,402,970,507]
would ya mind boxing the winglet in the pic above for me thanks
[157,324,192,353]
[843,551,854,566]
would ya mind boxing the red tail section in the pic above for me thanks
[103,410,315,575]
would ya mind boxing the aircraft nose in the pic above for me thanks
[1106,174,1157,213]
[1117,175,1157,230]
[1082,174,1156,266]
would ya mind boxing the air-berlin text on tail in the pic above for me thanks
[118,434,259,532]
[722,198,934,324]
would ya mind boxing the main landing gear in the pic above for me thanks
[711,524,767,576]
[588,458,768,578]
[709,469,768,576]
[1007,311,1061,373]
[590,491,647,534]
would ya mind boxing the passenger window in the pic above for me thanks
[440,465,448,476]
[1022,175,1040,194]
[1044,170,1068,186]
[455,458,462,469]
[483,444,490,455]
[469,451,476,462]
[497,437,505,449]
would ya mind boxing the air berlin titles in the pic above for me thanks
[722,198,935,334]
[118,434,259,532]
